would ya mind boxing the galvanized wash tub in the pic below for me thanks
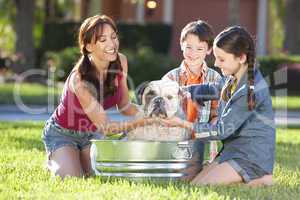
[90,139,206,180]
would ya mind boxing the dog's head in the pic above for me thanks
[137,80,181,118]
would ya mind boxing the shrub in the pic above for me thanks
[257,55,300,76]
[39,22,172,54]
[124,46,178,88]
[42,47,80,81]
[42,46,178,85]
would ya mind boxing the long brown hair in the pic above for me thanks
[214,26,256,110]
[75,15,122,102]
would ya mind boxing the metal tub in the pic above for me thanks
[90,139,205,180]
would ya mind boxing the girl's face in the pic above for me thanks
[87,24,119,64]
[213,45,245,77]
[181,33,211,67]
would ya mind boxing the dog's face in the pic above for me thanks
[140,80,180,118]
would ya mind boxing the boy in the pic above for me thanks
[162,20,221,161]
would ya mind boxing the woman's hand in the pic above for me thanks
[160,116,193,130]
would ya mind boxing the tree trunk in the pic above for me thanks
[228,0,240,25]
[284,0,300,54]
[81,0,91,19]
[13,0,35,74]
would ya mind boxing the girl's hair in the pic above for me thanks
[214,26,256,110]
[180,20,214,48]
[75,14,122,102]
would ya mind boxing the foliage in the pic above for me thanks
[0,0,16,53]
[39,22,172,54]
[42,46,178,85]
[124,46,178,87]
[40,22,80,53]
[257,54,300,76]
[268,0,285,54]
[0,122,299,199]
[118,23,172,54]
[42,47,80,81]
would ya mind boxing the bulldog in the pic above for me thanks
[127,80,191,141]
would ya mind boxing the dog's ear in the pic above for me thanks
[135,81,149,105]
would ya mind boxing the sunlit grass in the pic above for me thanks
[0,121,299,199]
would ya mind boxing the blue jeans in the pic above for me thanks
[42,118,102,158]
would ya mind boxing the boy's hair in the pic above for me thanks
[180,20,214,48]
[214,26,256,111]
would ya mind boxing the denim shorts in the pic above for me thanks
[225,158,268,183]
[42,118,101,158]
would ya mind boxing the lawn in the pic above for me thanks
[0,121,299,199]
[0,83,300,111]
[0,83,61,105]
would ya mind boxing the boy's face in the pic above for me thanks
[181,33,211,67]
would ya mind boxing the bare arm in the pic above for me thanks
[69,71,153,135]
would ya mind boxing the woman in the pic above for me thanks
[162,26,275,186]
[42,15,156,178]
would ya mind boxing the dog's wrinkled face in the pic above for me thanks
[141,80,180,118]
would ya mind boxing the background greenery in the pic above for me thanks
[0,82,299,111]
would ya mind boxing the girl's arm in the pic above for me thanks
[70,72,154,135]
[116,53,141,116]
[193,94,254,140]
[162,91,256,141]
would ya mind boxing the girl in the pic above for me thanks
[42,15,156,178]
[162,26,275,186]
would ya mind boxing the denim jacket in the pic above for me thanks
[193,69,275,174]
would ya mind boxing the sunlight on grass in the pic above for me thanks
[272,96,300,110]
[0,122,299,199]
[0,83,61,105]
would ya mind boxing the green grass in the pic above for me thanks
[0,83,61,105]
[0,122,299,199]
[272,96,300,111]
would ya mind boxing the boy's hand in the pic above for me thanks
[179,86,191,99]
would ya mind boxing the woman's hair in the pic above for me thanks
[180,20,214,48]
[75,14,122,102]
[214,26,256,110]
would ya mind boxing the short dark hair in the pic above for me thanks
[180,20,214,48]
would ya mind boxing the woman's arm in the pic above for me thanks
[69,72,154,135]
[116,53,141,116]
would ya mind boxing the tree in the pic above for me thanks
[13,0,36,74]
[283,0,300,54]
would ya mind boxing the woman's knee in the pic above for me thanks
[80,146,92,176]
[48,146,82,178]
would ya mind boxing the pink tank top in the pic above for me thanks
[53,72,123,132]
